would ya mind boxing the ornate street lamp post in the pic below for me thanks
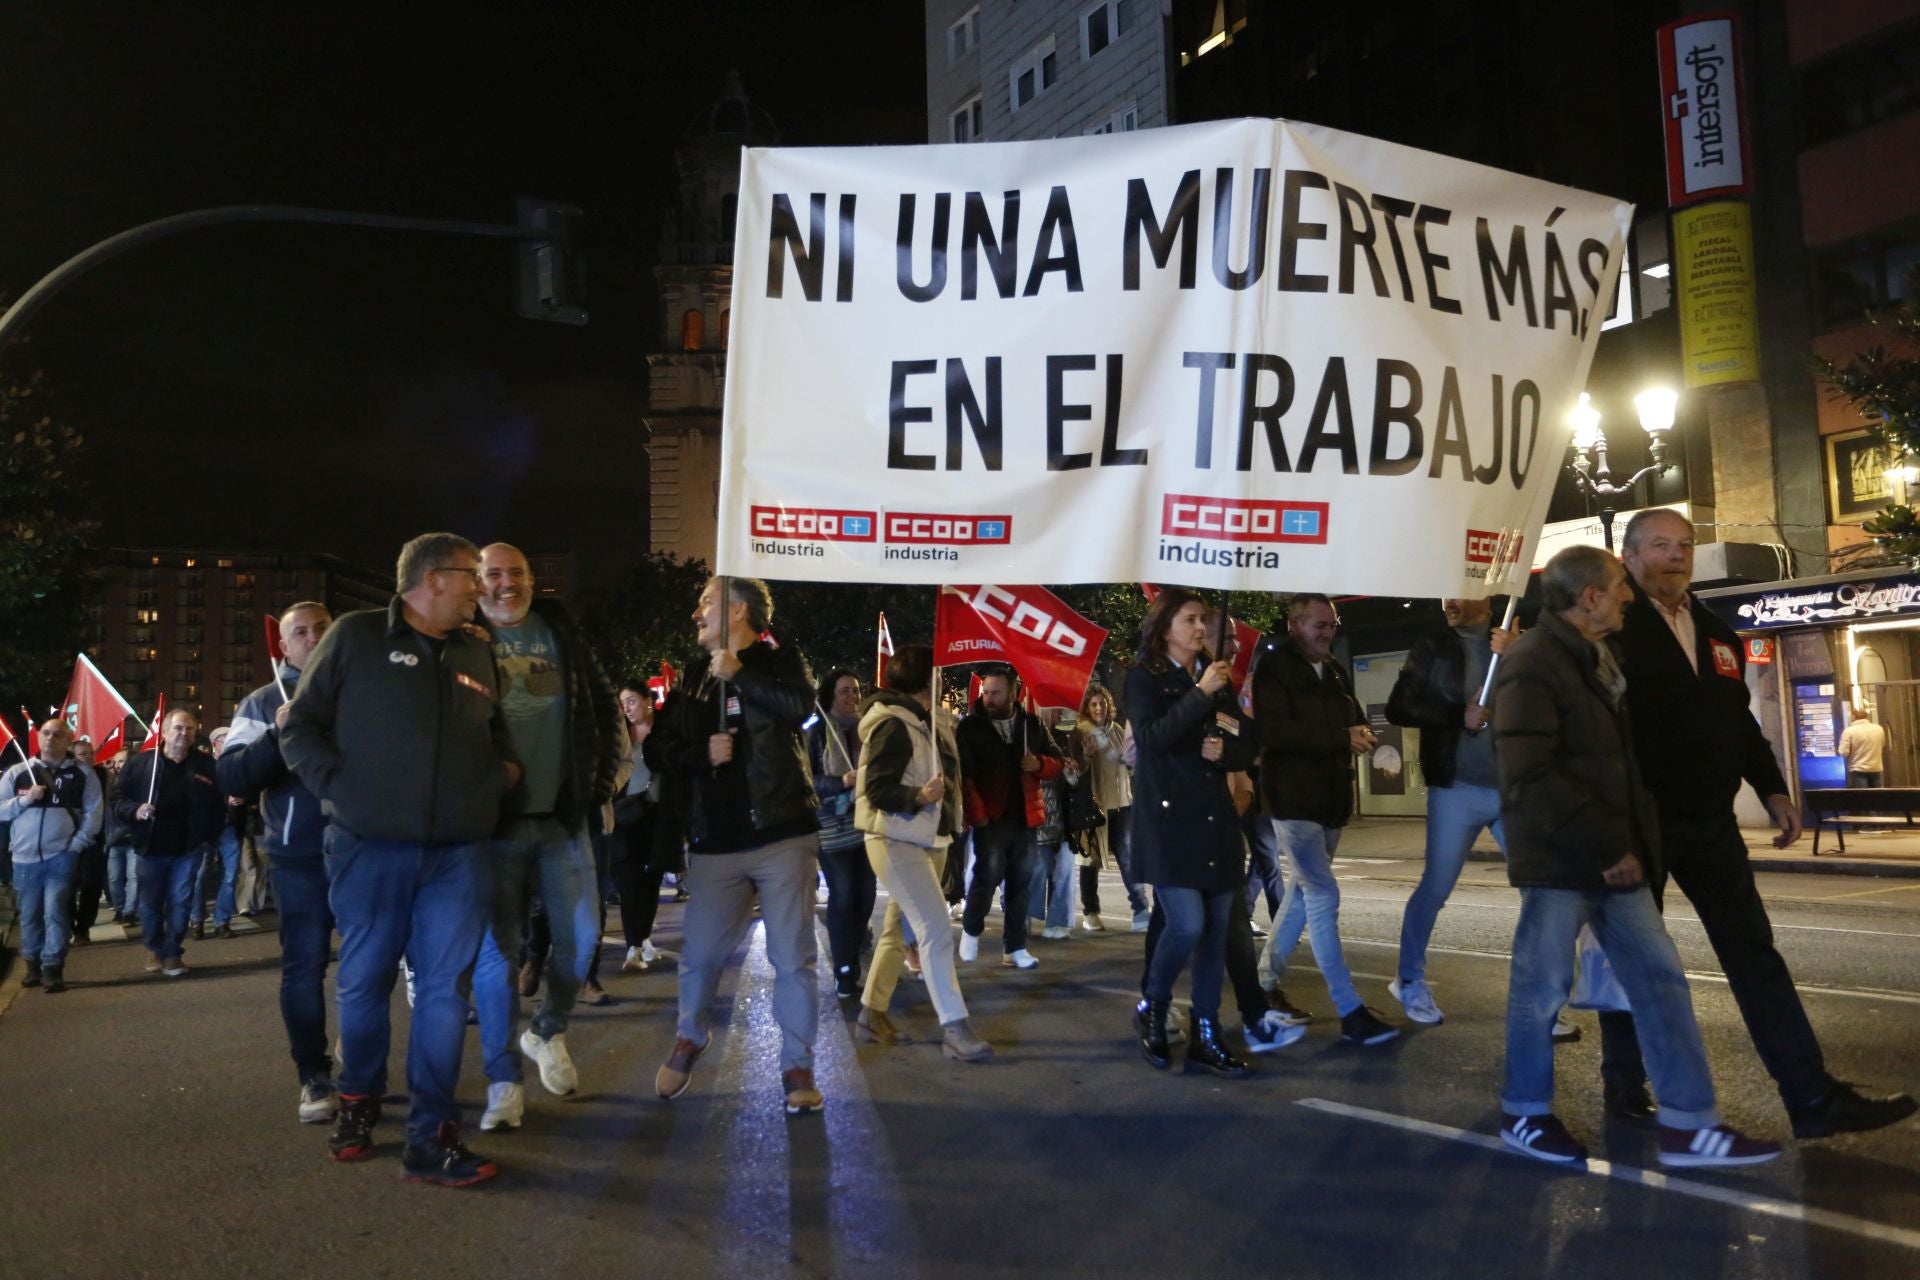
[1566,389,1680,551]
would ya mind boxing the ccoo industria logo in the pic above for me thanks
[1463,528,1525,579]
[749,505,877,542]
[1159,494,1329,544]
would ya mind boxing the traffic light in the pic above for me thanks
[515,197,587,325]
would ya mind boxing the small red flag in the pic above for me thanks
[264,613,286,664]
[140,694,168,753]
[20,706,39,757]
[968,673,984,706]
[0,712,19,763]
[875,611,895,687]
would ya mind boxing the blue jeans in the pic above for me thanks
[189,827,242,927]
[1144,885,1234,1019]
[1027,840,1075,930]
[325,826,490,1145]
[138,849,200,961]
[962,821,1036,952]
[108,845,138,917]
[1260,821,1360,1016]
[1398,783,1505,984]
[474,817,595,1083]
[15,852,77,967]
[1503,885,1720,1129]
[272,858,336,1084]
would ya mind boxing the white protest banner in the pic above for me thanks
[716,118,1632,599]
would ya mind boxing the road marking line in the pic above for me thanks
[1342,891,1920,940]
[1822,882,1920,901]
[1342,938,1920,1005]
[1295,1097,1920,1253]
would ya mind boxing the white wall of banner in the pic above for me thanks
[716,118,1632,599]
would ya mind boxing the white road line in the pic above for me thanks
[1295,1097,1920,1254]
[1340,891,1920,940]
[1340,938,1920,1006]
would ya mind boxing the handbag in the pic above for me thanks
[1065,774,1105,833]
[1567,924,1632,1012]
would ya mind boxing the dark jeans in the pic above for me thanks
[1243,811,1283,920]
[942,830,968,904]
[70,843,109,935]
[1598,812,1830,1110]
[1142,885,1234,1020]
[1848,770,1882,787]
[818,838,876,981]
[962,820,1036,953]
[139,849,200,960]
[272,857,336,1084]
[587,823,611,984]
[1143,891,1267,1026]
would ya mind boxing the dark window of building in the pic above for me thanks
[1814,228,1920,327]
[1799,20,1920,148]
[721,193,738,240]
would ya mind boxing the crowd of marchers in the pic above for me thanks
[4,512,1914,1188]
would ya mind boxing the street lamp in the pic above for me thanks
[1566,389,1679,551]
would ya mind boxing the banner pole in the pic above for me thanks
[1476,596,1521,708]
[813,699,855,774]
[714,575,730,737]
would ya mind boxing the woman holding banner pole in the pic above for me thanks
[1124,589,1257,1076]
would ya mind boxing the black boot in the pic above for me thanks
[42,965,65,994]
[21,960,42,988]
[1186,1015,1250,1078]
[1135,998,1172,1070]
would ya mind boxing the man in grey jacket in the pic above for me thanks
[1492,545,1778,1169]
[2,719,102,993]
[281,532,521,1188]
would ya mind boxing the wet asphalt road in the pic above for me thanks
[1,833,1917,1280]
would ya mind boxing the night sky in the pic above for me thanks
[0,2,927,588]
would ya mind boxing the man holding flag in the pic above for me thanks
[2,718,102,993]
[219,601,340,1125]
[956,668,1062,970]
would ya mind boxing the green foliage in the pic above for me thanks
[0,369,94,710]
[575,551,711,686]
[1816,282,1920,561]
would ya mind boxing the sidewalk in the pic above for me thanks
[1338,815,1920,878]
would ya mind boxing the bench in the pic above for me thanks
[1802,787,1920,855]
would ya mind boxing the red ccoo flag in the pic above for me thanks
[63,654,140,759]
[264,613,286,664]
[935,585,1107,711]
[875,612,895,687]
[140,694,168,752]
[20,706,39,757]
[0,710,23,764]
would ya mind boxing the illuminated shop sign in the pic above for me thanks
[1704,574,1920,632]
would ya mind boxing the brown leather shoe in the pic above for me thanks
[941,1017,993,1063]
[782,1068,823,1116]
[856,1005,909,1046]
[655,1032,710,1100]
[518,960,541,998]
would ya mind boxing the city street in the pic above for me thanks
[2,825,1918,1279]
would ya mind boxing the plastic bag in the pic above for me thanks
[1567,923,1632,1012]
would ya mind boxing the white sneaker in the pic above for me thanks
[948,902,966,921]
[1041,925,1070,940]
[1390,978,1444,1025]
[1080,914,1106,932]
[1002,949,1039,969]
[1552,1013,1582,1043]
[958,931,980,963]
[641,938,660,965]
[520,1029,578,1096]
[815,885,830,905]
[297,1077,338,1124]
[623,946,647,973]
[481,1081,525,1131]
[1244,1010,1309,1053]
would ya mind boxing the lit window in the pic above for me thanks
[185,558,197,568]
[1082,1,1132,60]
[217,558,233,568]
[948,6,978,63]
[950,94,984,143]
[1010,37,1058,111]
[682,308,705,350]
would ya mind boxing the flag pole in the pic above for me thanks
[1476,596,1521,708]
[813,699,855,774]
[713,575,730,737]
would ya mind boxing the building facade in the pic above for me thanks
[925,0,1170,144]
[89,549,390,732]
[643,73,777,568]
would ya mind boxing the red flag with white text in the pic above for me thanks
[934,585,1106,710]
[20,706,39,757]
[140,694,167,752]
[63,654,139,756]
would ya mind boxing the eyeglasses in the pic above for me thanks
[429,566,483,584]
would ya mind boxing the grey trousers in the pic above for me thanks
[675,833,821,1072]
[862,836,967,1025]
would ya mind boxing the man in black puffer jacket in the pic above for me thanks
[652,576,825,1117]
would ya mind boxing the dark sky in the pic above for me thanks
[0,2,927,587]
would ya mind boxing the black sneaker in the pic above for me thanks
[214,923,235,940]
[1657,1123,1782,1168]
[42,965,65,994]
[1339,1005,1399,1046]
[835,966,860,1000]
[1604,1081,1658,1128]
[402,1121,498,1188]
[1501,1113,1588,1163]
[21,961,42,989]
[1264,987,1312,1026]
[329,1094,381,1162]
[1789,1082,1918,1139]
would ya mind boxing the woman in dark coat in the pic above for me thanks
[612,680,683,973]
[1123,588,1256,1076]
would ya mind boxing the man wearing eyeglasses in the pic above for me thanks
[282,532,522,1188]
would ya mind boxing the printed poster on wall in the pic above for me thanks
[716,118,1632,598]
